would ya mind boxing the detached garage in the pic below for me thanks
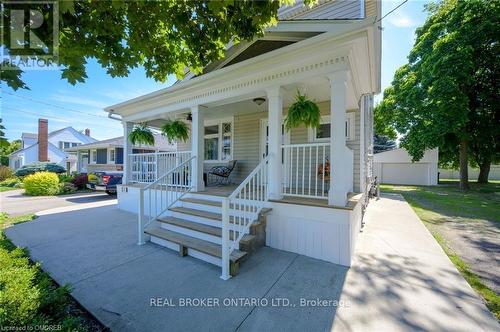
[374,148,438,185]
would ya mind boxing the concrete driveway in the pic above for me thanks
[4,195,498,331]
[0,189,116,216]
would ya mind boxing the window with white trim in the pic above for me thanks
[309,113,356,142]
[203,119,233,162]
[109,149,115,163]
[59,141,80,149]
[91,150,97,163]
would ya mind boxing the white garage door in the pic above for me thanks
[382,163,430,185]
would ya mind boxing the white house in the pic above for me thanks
[374,148,439,186]
[9,119,97,172]
[105,0,381,279]
[65,135,176,173]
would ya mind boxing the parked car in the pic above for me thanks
[87,171,122,195]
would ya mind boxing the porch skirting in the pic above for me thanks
[117,184,362,267]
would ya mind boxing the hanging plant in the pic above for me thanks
[161,119,189,143]
[285,91,321,130]
[128,123,155,145]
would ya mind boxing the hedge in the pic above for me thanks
[14,162,66,177]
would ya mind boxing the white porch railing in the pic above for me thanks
[137,156,195,245]
[130,151,191,183]
[220,155,269,280]
[282,143,330,199]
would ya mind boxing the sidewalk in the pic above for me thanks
[332,194,498,332]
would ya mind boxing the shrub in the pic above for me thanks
[58,182,77,195]
[71,174,88,189]
[0,165,13,181]
[58,173,74,183]
[23,172,59,196]
[87,173,98,184]
[0,232,82,329]
[0,177,22,188]
[14,162,66,177]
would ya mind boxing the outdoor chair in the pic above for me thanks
[208,160,237,185]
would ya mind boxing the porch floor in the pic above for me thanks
[126,183,361,209]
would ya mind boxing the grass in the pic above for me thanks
[382,181,500,319]
[0,213,103,330]
[0,186,18,192]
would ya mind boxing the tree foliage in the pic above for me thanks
[1,0,313,90]
[376,0,499,188]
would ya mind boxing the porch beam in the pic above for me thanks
[328,70,354,206]
[122,121,134,184]
[191,106,205,191]
[267,86,283,200]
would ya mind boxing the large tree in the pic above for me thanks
[1,0,309,90]
[376,0,499,189]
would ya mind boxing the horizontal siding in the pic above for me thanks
[294,0,362,20]
[173,100,361,192]
[365,0,377,18]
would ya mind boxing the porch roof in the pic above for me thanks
[104,18,380,123]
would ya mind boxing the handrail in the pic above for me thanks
[137,156,196,245]
[220,155,269,280]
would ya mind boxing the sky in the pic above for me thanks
[1,0,429,142]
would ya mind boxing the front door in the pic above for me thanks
[260,119,290,185]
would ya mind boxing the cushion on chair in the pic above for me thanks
[209,166,231,177]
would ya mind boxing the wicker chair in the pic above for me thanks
[208,160,237,185]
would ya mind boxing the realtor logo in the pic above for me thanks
[1,0,59,70]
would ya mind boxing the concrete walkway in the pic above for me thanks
[332,194,498,332]
[0,189,116,216]
[4,195,498,331]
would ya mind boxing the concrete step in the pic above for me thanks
[157,216,255,245]
[145,227,246,275]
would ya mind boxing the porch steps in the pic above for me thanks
[157,216,255,245]
[145,227,247,272]
[145,193,269,276]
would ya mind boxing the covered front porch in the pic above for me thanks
[108,23,376,278]
[123,70,363,207]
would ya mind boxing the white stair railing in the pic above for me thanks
[137,156,196,245]
[130,151,191,183]
[220,155,269,280]
[282,143,330,199]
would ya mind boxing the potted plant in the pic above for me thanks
[284,91,321,130]
[161,119,189,143]
[128,123,155,145]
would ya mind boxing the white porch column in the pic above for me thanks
[267,86,283,199]
[328,71,353,206]
[122,121,134,184]
[191,106,205,191]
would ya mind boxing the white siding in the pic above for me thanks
[177,100,362,192]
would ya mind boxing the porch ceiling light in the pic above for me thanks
[253,97,266,106]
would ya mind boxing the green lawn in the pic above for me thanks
[0,186,19,192]
[382,181,500,319]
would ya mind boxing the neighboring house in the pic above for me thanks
[9,119,97,172]
[64,134,176,173]
[105,0,381,279]
[374,148,439,186]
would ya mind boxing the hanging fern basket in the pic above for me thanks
[284,92,321,131]
[128,123,155,145]
[161,119,189,143]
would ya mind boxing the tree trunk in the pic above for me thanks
[459,138,469,190]
[477,160,490,184]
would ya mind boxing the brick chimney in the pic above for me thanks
[84,128,90,136]
[38,119,48,162]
